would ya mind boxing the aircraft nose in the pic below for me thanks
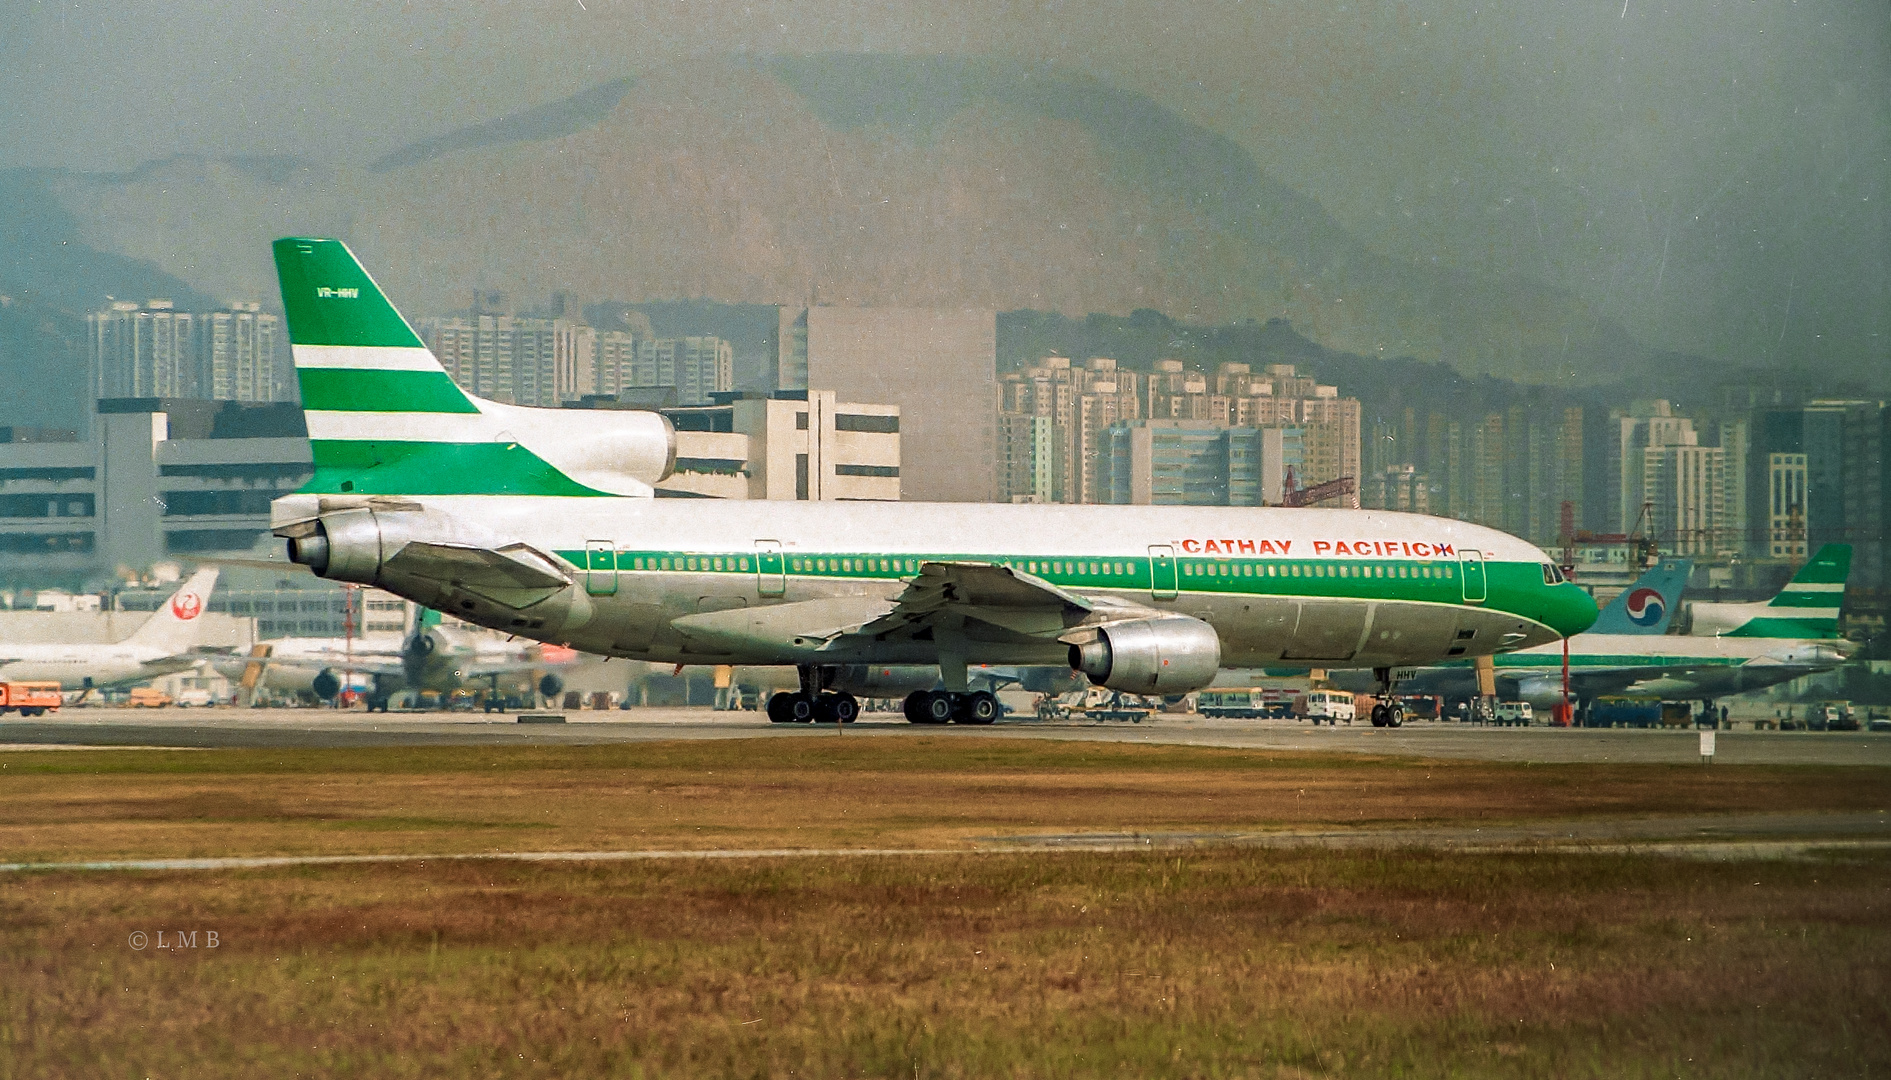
[1551,584,1599,638]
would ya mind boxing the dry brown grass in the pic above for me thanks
[2,849,1887,1078]
[0,738,1884,864]
[3,739,1887,1076]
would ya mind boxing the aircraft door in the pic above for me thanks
[755,540,786,597]
[1148,545,1178,600]
[1459,549,1486,604]
[584,540,618,596]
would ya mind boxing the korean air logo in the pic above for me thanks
[1624,587,1666,627]
[171,592,204,621]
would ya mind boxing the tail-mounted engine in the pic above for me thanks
[1067,615,1221,694]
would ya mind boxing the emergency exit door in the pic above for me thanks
[1148,545,1178,600]
[1459,549,1487,603]
[754,540,786,597]
[584,540,617,596]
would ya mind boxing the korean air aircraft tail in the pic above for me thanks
[1688,544,1851,638]
[122,567,221,653]
[272,238,674,499]
[1588,558,1691,635]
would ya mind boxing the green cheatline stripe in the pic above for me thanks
[303,440,610,497]
[1726,618,1839,638]
[273,237,427,350]
[552,547,1585,630]
[298,368,478,414]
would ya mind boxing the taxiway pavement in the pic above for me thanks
[3,707,1887,765]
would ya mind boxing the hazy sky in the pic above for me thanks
[4,0,1886,376]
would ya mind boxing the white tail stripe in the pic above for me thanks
[1782,582,1846,594]
[306,410,507,442]
[293,344,446,372]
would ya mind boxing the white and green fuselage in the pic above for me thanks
[267,238,1596,692]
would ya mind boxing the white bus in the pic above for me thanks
[1295,690,1356,724]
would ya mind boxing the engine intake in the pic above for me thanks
[1069,615,1221,694]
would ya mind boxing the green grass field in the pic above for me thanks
[3,739,1887,1077]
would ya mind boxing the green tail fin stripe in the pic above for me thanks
[299,369,480,414]
[274,238,427,350]
[1780,544,1852,591]
[1727,617,1839,638]
[304,440,612,497]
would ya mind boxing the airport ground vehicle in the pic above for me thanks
[1807,701,1856,732]
[174,688,217,707]
[1294,690,1355,724]
[0,681,62,717]
[1037,686,1151,722]
[1586,697,1660,728]
[1492,701,1534,726]
[1196,687,1295,718]
[127,687,174,708]
[1867,707,1890,733]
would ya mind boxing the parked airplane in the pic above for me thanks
[264,238,1596,724]
[1347,552,1852,713]
[1587,557,1692,635]
[0,568,222,691]
[1687,544,1849,638]
[217,615,577,709]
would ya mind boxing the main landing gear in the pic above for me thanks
[1369,667,1405,729]
[901,689,999,725]
[767,665,858,724]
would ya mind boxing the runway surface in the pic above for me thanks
[3,706,1888,765]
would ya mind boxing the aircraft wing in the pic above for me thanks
[241,655,410,679]
[852,561,1098,642]
[668,561,1106,654]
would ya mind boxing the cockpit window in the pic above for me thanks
[1540,563,1565,585]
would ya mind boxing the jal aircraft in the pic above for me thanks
[0,568,222,691]
[265,238,1596,725]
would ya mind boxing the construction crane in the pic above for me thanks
[1280,466,1357,509]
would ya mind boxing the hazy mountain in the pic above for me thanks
[0,56,1778,426]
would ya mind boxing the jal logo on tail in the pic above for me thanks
[1624,587,1666,627]
[171,592,204,621]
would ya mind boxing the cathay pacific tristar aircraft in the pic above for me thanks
[265,238,1595,725]
[0,568,221,691]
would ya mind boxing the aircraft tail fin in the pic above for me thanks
[272,237,663,498]
[124,567,221,653]
[1589,558,1691,635]
[1730,543,1851,637]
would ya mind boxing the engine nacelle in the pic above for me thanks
[1068,616,1221,694]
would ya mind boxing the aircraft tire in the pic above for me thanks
[910,691,953,724]
[956,691,1000,725]
[1370,705,1388,728]
[787,693,818,723]
[816,692,859,724]
[767,692,795,723]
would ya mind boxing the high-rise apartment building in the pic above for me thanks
[1103,420,1302,507]
[631,336,733,406]
[995,356,1143,504]
[1362,464,1429,514]
[783,306,997,504]
[421,313,596,407]
[90,300,282,403]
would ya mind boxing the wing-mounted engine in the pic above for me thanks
[272,494,593,637]
[1064,614,1221,694]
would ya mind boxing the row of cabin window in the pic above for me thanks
[615,555,1454,583]
[627,556,754,572]
[1183,561,1455,581]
